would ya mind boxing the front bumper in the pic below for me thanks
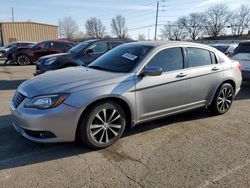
[10,100,81,143]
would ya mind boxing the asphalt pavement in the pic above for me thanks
[0,60,250,188]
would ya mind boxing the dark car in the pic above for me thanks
[4,42,35,64]
[34,39,133,75]
[14,40,74,65]
[0,42,34,60]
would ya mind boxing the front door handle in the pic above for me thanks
[212,66,220,71]
[177,72,188,77]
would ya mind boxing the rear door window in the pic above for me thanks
[54,42,71,49]
[186,48,212,67]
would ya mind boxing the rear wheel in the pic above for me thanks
[16,54,31,65]
[210,83,234,115]
[79,102,126,149]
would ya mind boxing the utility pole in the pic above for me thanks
[148,28,150,40]
[11,7,14,22]
[154,1,159,40]
[58,19,61,38]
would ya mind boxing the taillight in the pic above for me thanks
[237,63,242,71]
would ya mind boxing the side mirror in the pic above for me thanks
[36,46,42,50]
[142,66,163,76]
[86,49,94,54]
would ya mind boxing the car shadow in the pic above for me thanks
[0,108,211,171]
[0,80,26,90]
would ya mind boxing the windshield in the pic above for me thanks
[69,41,90,53]
[4,43,15,48]
[233,44,250,54]
[212,45,229,53]
[88,44,152,73]
[30,42,41,49]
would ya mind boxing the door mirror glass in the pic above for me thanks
[143,66,162,76]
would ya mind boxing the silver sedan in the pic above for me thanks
[10,41,242,149]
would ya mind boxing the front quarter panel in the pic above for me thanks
[63,74,137,125]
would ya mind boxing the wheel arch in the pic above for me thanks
[209,79,236,105]
[75,96,134,141]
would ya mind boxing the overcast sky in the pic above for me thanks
[0,0,247,39]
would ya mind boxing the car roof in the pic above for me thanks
[239,41,250,45]
[211,44,229,46]
[127,41,216,50]
[83,38,134,43]
[10,41,35,44]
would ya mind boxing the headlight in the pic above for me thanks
[43,58,56,66]
[24,93,69,109]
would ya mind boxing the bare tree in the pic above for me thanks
[138,34,146,41]
[178,13,204,40]
[111,15,128,39]
[85,17,106,39]
[160,21,187,41]
[60,16,79,40]
[203,4,232,38]
[229,4,250,36]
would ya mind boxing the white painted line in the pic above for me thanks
[199,159,250,188]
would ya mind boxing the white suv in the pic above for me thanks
[230,41,250,79]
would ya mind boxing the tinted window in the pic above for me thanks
[147,48,183,72]
[234,44,250,54]
[111,42,123,48]
[88,44,152,73]
[88,42,108,53]
[212,45,229,53]
[187,48,212,67]
[69,41,90,53]
[210,52,217,64]
[54,42,70,49]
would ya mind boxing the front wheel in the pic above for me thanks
[79,102,126,149]
[16,54,31,65]
[210,83,235,115]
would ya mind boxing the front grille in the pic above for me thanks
[12,91,25,108]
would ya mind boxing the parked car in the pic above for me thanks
[4,42,35,64]
[211,43,238,55]
[14,40,74,65]
[230,41,250,79]
[0,42,34,59]
[34,39,133,75]
[11,41,242,149]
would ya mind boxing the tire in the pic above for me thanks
[210,83,235,115]
[16,54,31,65]
[79,102,126,149]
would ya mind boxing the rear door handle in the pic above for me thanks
[212,66,220,71]
[177,72,188,77]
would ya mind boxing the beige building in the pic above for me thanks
[0,22,58,46]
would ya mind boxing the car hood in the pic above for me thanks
[18,66,127,97]
[39,53,71,60]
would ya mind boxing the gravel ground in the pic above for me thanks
[0,61,250,188]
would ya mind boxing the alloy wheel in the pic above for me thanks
[17,55,30,65]
[217,86,233,113]
[90,108,122,144]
